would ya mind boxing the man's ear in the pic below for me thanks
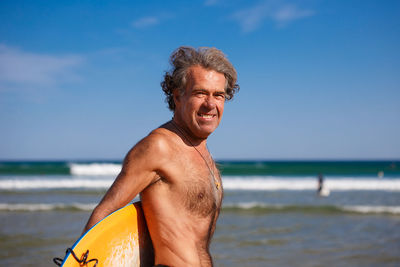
[173,89,181,105]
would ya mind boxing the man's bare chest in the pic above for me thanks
[174,161,222,218]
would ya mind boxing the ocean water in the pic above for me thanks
[0,160,399,266]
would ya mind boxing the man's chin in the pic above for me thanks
[196,125,218,138]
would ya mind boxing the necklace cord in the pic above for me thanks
[170,120,220,190]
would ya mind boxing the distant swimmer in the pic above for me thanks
[317,173,330,197]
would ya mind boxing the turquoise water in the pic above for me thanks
[1,161,399,266]
[1,160,399,176]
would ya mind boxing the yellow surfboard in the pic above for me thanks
[55,202,154,267]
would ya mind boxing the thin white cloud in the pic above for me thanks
[132,16,160,29]
[0,44,83,92]
[231,2,270,33]
[132,13,175,29]
[231,1,315,32]
[273,4,315,26]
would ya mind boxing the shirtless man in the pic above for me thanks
[83,46,239,266]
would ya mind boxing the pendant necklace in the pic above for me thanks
[170,120,220,190]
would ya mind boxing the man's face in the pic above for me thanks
[174,65,226,140]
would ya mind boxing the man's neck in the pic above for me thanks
[170,119,207,148]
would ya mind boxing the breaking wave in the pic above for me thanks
[2,202,399,215]
[69,163,121,176]
[0,203,96,211]
[1,176,400,191]
[222,202,400,215]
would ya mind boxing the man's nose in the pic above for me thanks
[204,96,216,109]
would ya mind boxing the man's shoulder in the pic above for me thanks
[127,126,176,158]
[146,126,176,148]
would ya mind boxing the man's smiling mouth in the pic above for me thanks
[198,113,215,119]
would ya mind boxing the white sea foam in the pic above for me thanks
[341,205,400,214]
[69,163,121,176]
[1,176,400,191]
[222,176,400,191]
[0,203,96,211]
[2,202,400,215]
[223,202,400,215]
[0,177,113,190]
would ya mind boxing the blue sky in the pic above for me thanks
[1,0,399,160]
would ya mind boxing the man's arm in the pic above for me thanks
[82,133,167,234]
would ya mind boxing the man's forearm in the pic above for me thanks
[82,205,111,235]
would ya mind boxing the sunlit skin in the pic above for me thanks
[83,65,227,266]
